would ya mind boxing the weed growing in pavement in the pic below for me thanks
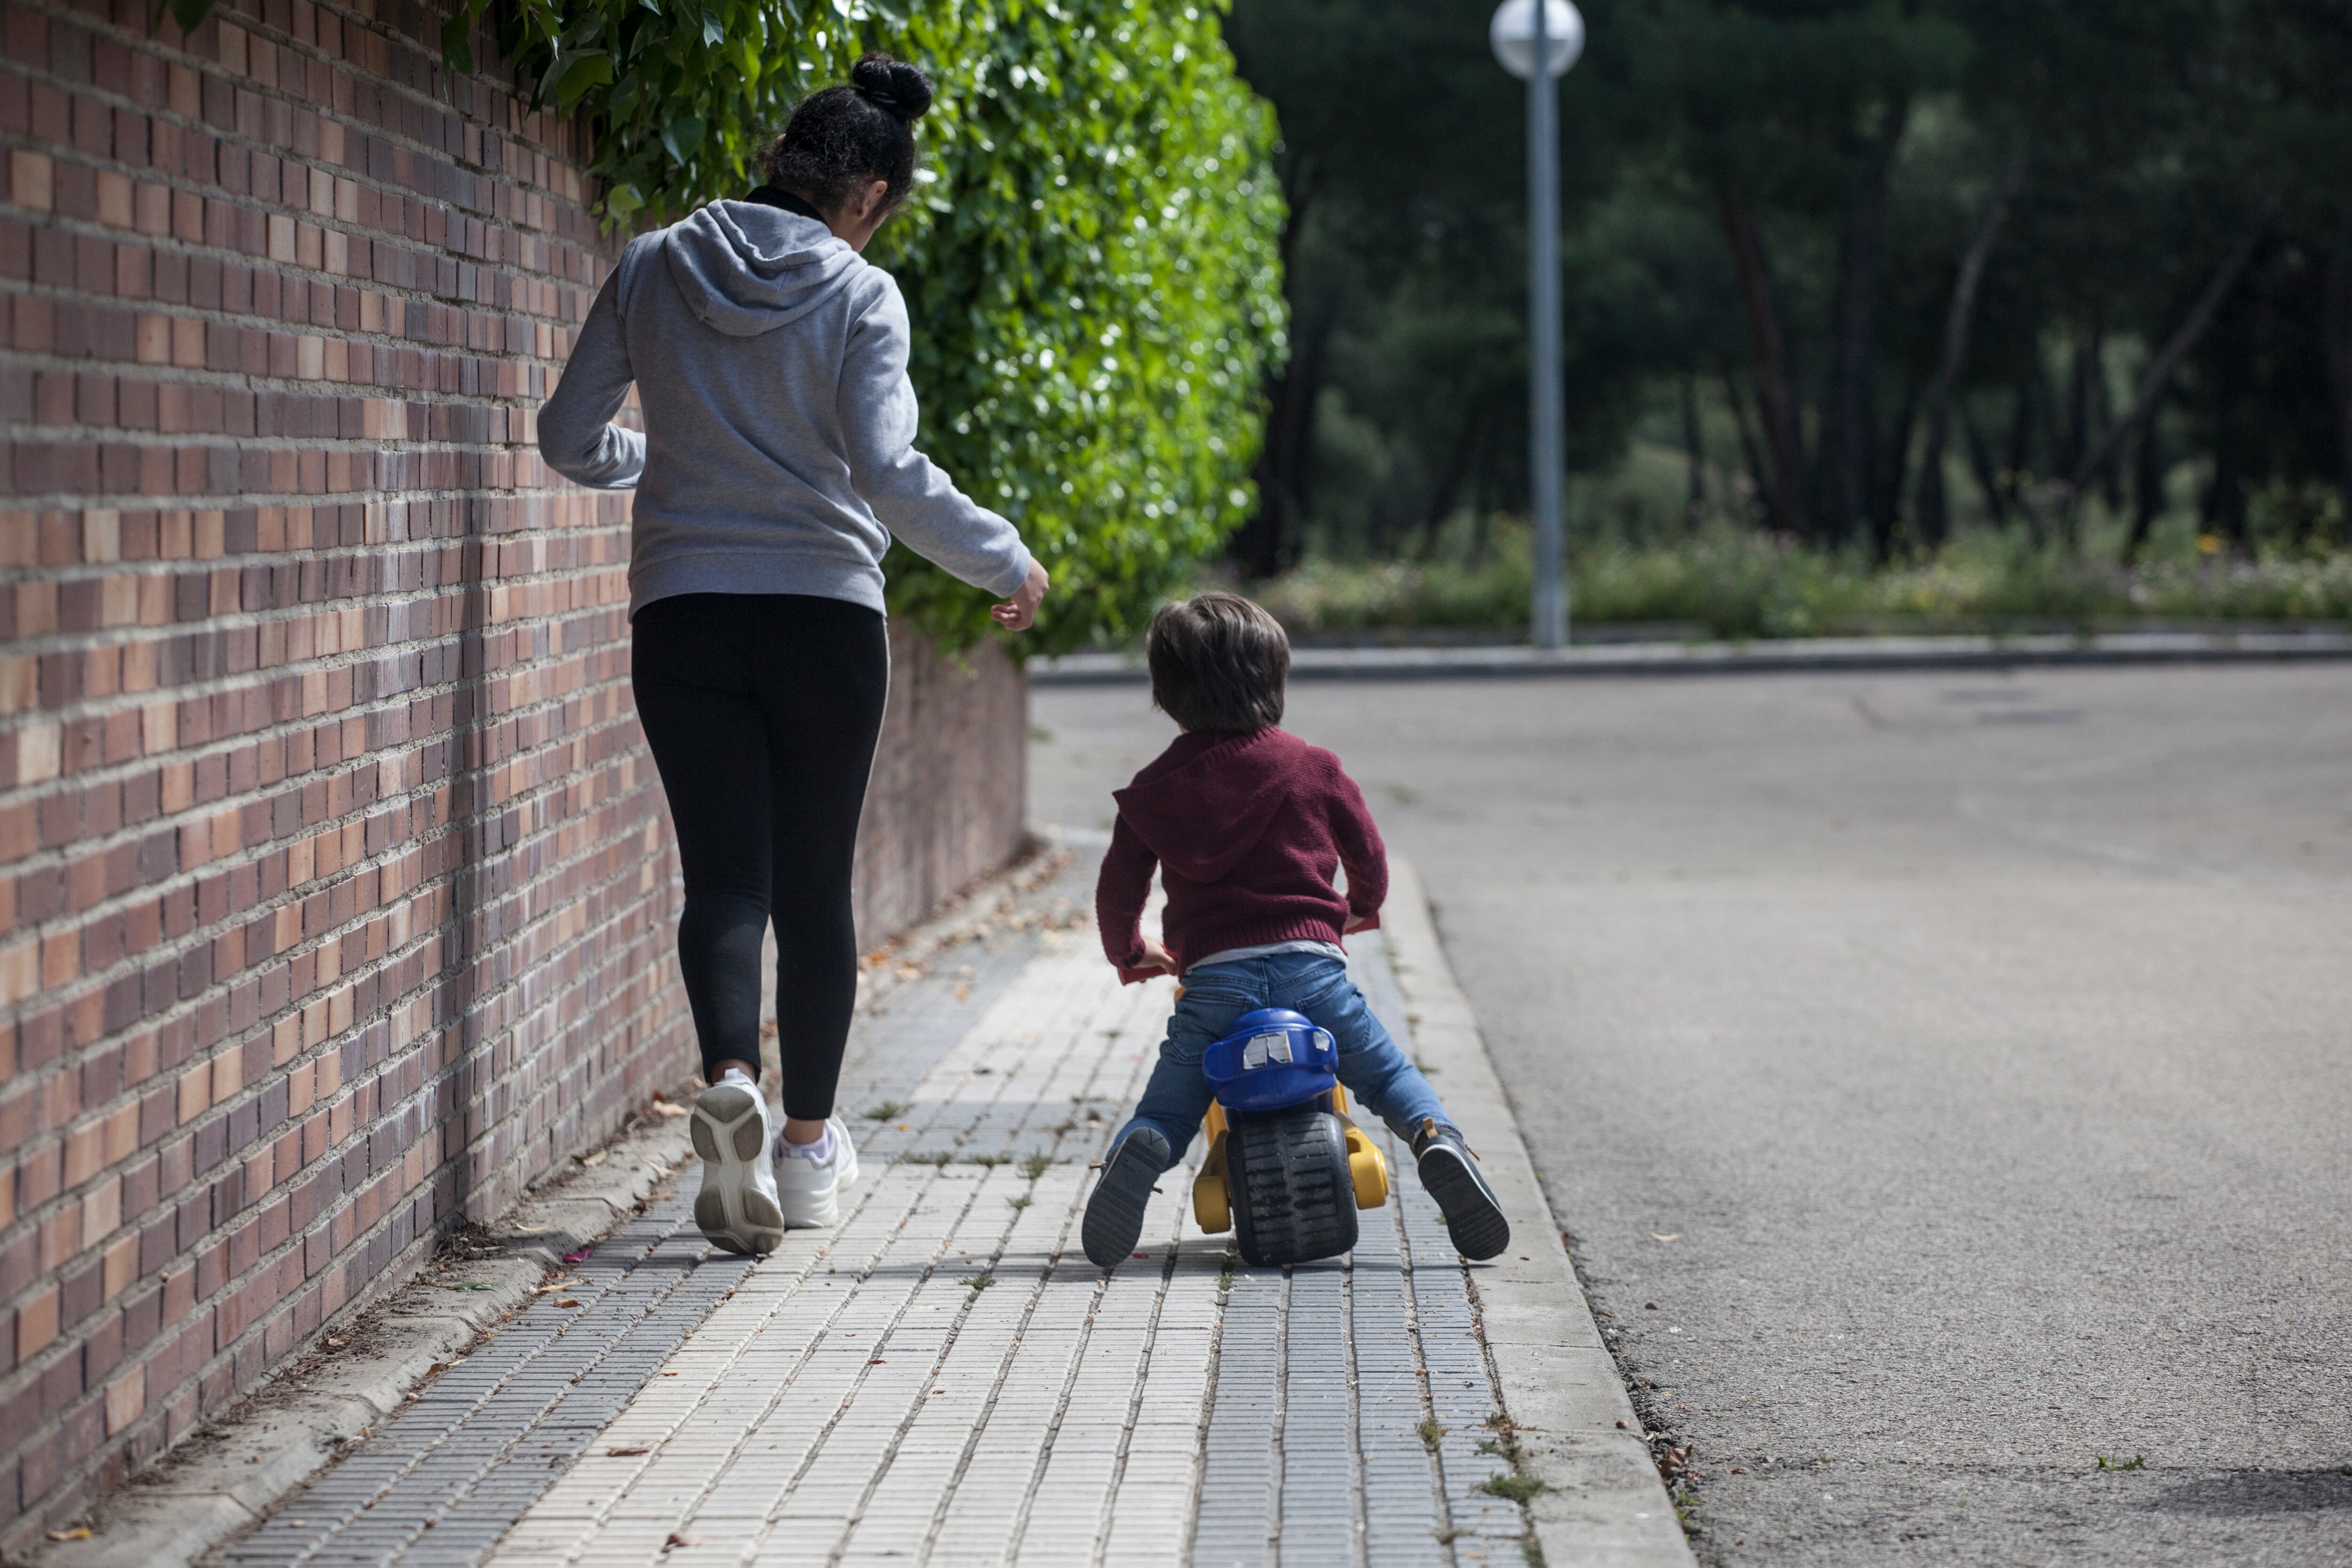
[966,1153,1010,1167]
[1216,1267,1235,1292]
[906,1151,955,1168]
[961,1274,996,1299]
[1418,1417,1446,1451]
[1479,1472,1544,1502]
[1476,1415,1546,1502]
[1006,1195,1033,1211]
[2096,1454,2147,1472]
[1018,1153,1055,1181]
[1520,1530,1547,1568]
[864,1101,910,1122]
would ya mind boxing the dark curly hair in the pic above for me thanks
[763,53,934,214]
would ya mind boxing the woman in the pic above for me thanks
[539,54,1050,1255]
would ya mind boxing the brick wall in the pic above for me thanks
[0,0,1028,1547]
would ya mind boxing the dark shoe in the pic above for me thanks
[1082,1128,1169,1269]
[1413,1120,1510,1260]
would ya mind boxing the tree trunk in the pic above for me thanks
[1417,396,1490,558]
[1962,399,2010,527]
[2122,418,2164,563]
[1873,376,1919,560]
[1914,156,2022,550]
[2326,226,2352,548]
[1236,304,1329,578]
[1232,170,1319,578]
[2094,321,2123,513]
[2067,222,2267,502]
[1714,182,1809,537]
[1679,374,1707,522]
[2004,380,2040,543]
[1721,369,1770,523]
[1825,96,1909,546]
[2061,328,2095,481]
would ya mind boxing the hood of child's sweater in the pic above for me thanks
[1113,728,1309,884]
[661,199,863,337]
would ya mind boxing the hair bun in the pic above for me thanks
[851,53,932,123]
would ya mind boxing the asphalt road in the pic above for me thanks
[1029,663,2352,1566]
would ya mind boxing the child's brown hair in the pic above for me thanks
[1144,592,1290,732]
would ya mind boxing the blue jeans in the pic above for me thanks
[1113,950,1449,1170]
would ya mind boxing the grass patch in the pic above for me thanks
[1475,1414,1546,1504]
[1239,522,2352,642]
[1477,1472,1545,1503]
[907,1151,955,1168]
[965,1153,1010,1168]
[1006,1195,1033,1211]
[863,1101,910,1122]
[1017,1153,1055,1181]
[1418,1416,1445,1451]
[2096,1453,2147,1472]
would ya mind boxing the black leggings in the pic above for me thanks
[631,592,890,1117]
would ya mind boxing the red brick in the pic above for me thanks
[0,0,1017,1536]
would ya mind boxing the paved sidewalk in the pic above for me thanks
[199,859,1684,1568]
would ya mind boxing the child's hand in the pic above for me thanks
[1136,935,1176,974]
[1343,914,1375,934]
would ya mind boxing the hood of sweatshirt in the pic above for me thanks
[661,200,863,337]
[1113,728,1309,884]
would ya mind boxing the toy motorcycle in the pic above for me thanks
[1188,1008,1389,1266]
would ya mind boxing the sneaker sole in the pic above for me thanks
[1418,1144,1511,1260]
[1081,1131,1168,1269]
[691,1084,785,1256]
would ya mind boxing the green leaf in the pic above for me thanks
[660,113,707,167]
[550,50,615,110]
[441,9,476,74]
[160,0,216,33]
[701,10,724,46]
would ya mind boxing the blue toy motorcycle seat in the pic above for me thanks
[1203,1007,1338,1113]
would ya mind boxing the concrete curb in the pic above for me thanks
[1382,858,1696,1568]
[1031,628,2352,684]
[29,1111,699,1568]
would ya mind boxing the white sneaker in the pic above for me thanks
[690,1080,786,1255]
[772,1116,859,1229]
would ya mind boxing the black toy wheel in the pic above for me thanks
[1227,1104,1358,1267]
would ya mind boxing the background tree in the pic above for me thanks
[1224,0,2352,573]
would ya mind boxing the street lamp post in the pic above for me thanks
[1490,0,1583,651]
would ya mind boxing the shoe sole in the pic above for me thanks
[1081,1131,1168,1269]
[691,1084,785,1256]
[1418,1144,1511,1260]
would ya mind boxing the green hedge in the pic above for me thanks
[438,0,1286,653]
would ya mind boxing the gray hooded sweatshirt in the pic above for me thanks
[538,199,1034,617]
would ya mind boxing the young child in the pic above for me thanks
[1081,591,1510,1268]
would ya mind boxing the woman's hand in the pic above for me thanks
[991,558,1050,631]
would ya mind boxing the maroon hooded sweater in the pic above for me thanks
[1096,726,1387,984]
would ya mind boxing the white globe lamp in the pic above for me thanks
[1490,0,1585,81]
